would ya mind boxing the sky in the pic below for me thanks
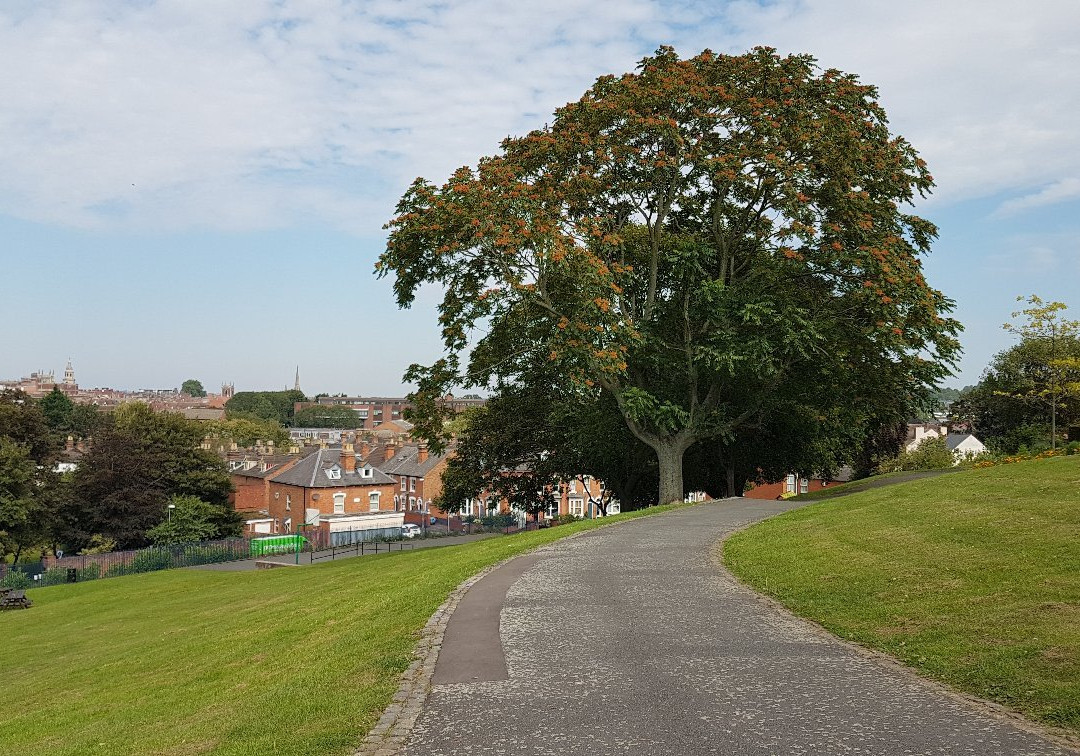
[1,0,1078,395]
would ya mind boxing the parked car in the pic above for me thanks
[401,524,422,539]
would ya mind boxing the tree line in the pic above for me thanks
[1,391,238,563]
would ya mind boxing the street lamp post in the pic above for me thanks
[167,503,176,522]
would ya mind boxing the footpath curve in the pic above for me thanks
[389,499,1077,755]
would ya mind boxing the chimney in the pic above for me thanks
[359,439,372,459]
[418,443,428,464]
[385,441,396,460]
[289,444,300,455]
[66,435,75,452]
[341,442,356,474]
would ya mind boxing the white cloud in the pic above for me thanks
[0,0,1078,232]
[995,177,1080,216]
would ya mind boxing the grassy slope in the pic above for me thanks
[724,456,1080,732]
[0,506,680,756]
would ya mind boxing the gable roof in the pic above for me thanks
[945,433,979,451]
[376,444,451,478]
[272,447,395,488]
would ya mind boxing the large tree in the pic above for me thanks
[381,47,960,504]
[181,379,207,398]
[68,403,233,549]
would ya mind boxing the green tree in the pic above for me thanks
[225,390,306,426]
[952,332,1080,454]
[292,404,361,429]
[68,404,233,549]
[0,391,59,560]
[0,390,54,463]
[146,495,241,545]
[203,417,290,448]
[39,387,75,434]
[1002,295,1080,450]
[380,47,960,504]
[181,379,207,398]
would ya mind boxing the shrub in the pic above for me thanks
[877,436,955,474]
[0,569,32,590]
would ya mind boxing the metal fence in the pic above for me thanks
[310,539,420,563]
[1,538,253,588]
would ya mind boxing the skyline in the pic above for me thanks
[2,1,1078,395]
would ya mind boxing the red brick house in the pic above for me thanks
[230,443,403,541]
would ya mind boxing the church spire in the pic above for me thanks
[293,366,301,394]
[63,358,76,386]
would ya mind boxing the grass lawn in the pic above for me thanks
[794,468,959,500]
[0,506,679,756]
[724,456,1080,733]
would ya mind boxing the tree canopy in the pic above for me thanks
[292,404,362,429]
[181,379,207,398]
[224,390,306,426]
[67,403,233,549]
[380,47,960,505]
[951,296,1080,453]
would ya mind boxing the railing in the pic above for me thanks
[309,540,419,563]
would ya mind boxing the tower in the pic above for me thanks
[293,366,301,394]
[63,359,76,386]
[221,382,235,399]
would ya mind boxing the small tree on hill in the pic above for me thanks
[1002,296,1080,450]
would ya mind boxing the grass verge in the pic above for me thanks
[0,504,681,756]
[724,456,1080,733]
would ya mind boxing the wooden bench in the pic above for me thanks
[0,589,32,609]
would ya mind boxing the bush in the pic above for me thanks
[479,514,516,529]
[1066,441,1080,456]
[553,513,581,526]
[0,569,32,590]
[877,436,955,474]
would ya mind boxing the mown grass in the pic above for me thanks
[724,456,1080,733]
[0,505,680,756]
[794,468,958,500]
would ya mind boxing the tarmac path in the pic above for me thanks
[402,499,1075,755]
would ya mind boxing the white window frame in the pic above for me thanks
[285,494,291,511]
[333,493,345,514]
[369,491,380,512]
[568,498,584,517]
[785,474,796,493]
[546,498,559,519]
[400,476,407,491]
[800,478,809,494]
[410,477,416,492]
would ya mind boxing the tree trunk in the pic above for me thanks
[655,436,688,505]
[725,465,737,498]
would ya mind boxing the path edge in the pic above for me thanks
[354,502,698,756]
[713,515,1080,755]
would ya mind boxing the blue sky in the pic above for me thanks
[2,0,1078,395]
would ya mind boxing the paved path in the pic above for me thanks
[403,500,1075,755]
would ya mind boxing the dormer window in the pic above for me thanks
[361,464,373,479]
[326,466,341,480]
